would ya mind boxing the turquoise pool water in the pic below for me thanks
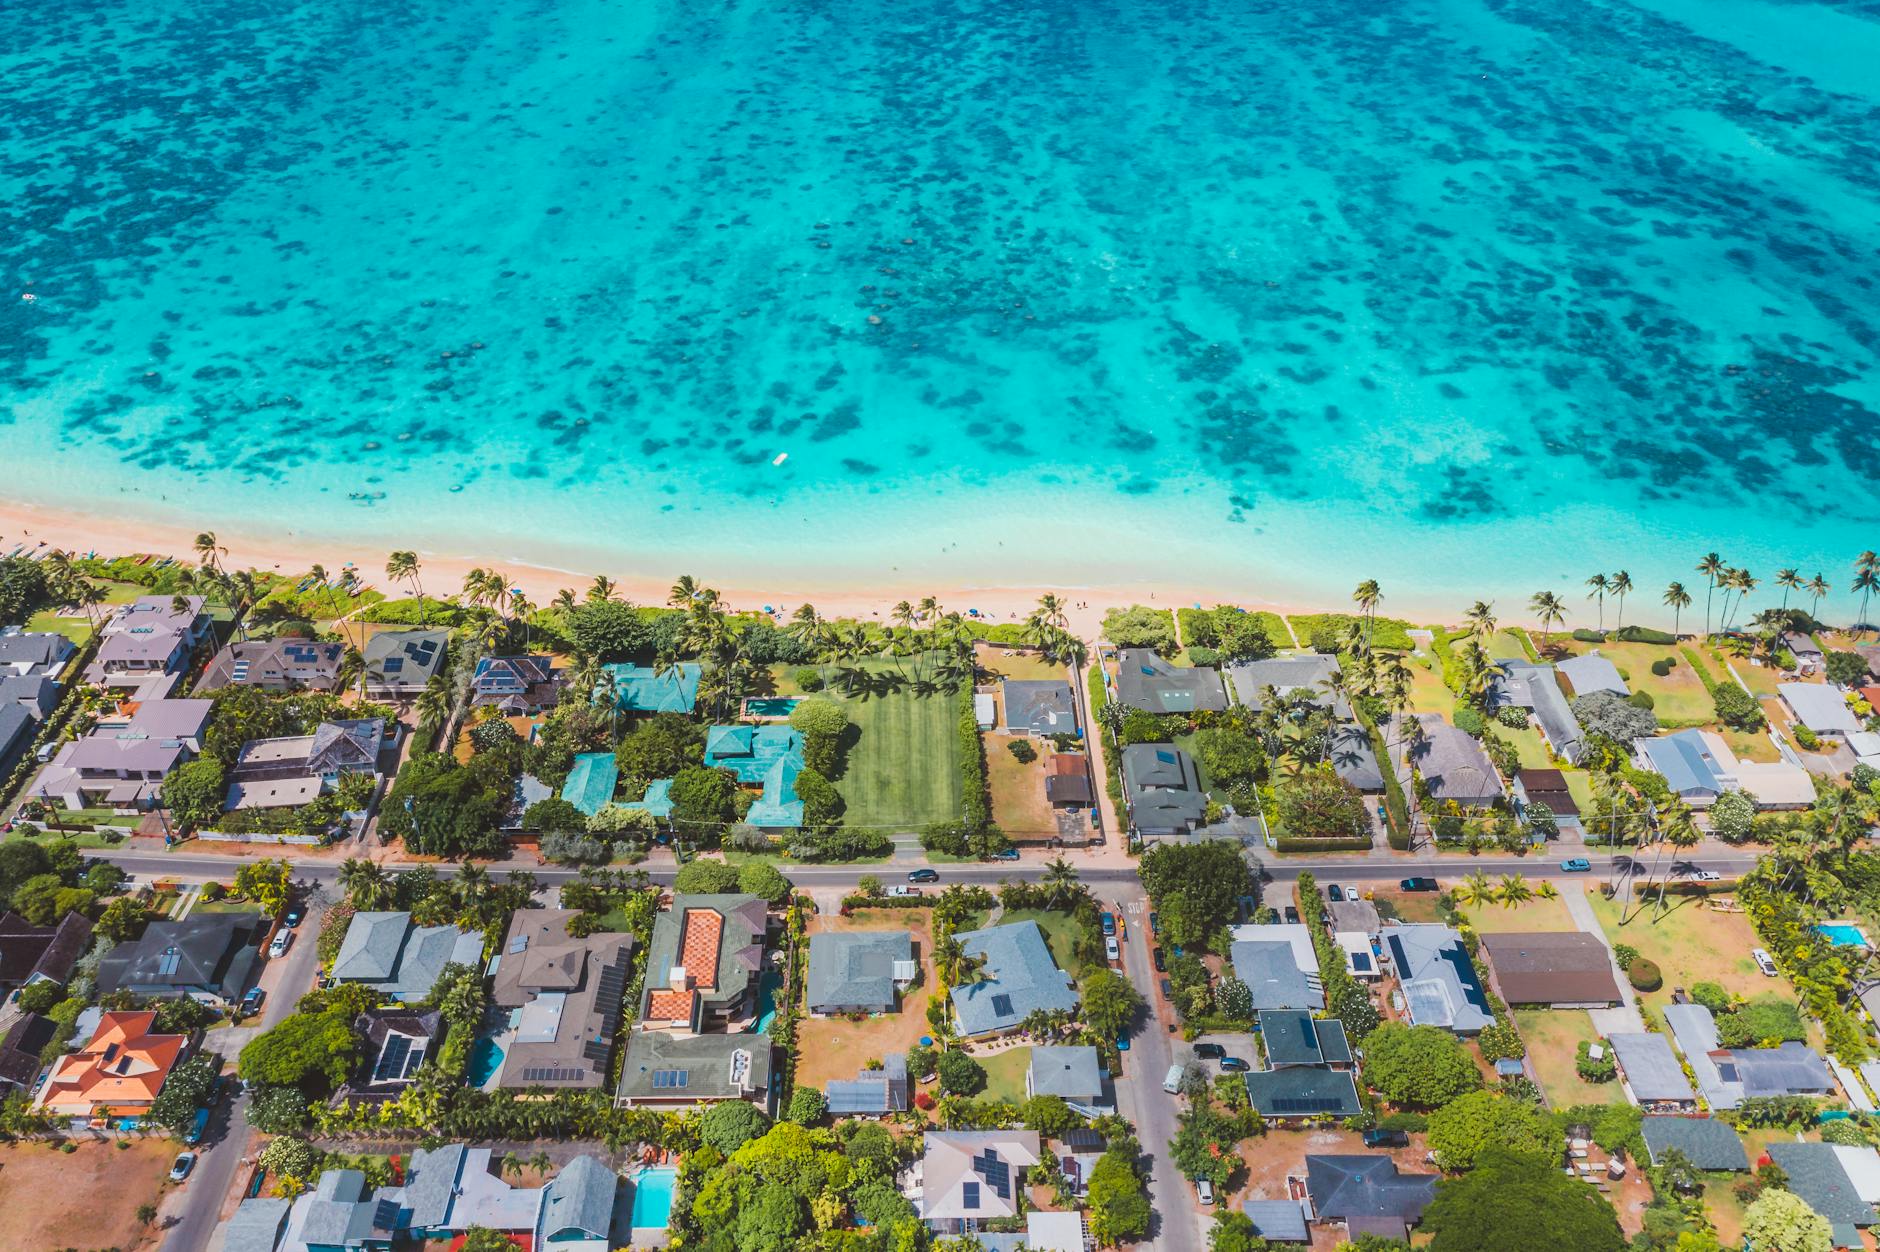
[468,1037,505,1086]
[1816,924,1868,947]
[750,969,782,1035]
[630,1167,678,1228]
[745,697,802,718]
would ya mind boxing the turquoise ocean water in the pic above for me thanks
[2,0,1877,616]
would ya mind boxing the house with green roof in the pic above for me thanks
[604,662,701,714]
[623,778,674,821]
[560,752,618,817]
[704,724,804,828]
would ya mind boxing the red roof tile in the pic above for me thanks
[678,909,722,991]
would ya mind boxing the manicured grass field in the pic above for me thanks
[972,643,1066,683]
[1461,894,1576,934]
[977,1045,1033,1103]
[828,665,962,830]
[1558,640,1714,725]
[1514,1008,1623,1108]
[1586,892,1778,1016]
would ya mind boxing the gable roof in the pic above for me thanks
[560,752,619,816]
[920,1131,1043,1221]
[1663,1003,1737,1107]
[807,930,913,1013]
[1121,744,1207,833]
[1241,1199,1311,1243]
[1245,1066,1363,1118]
[1609,1032,1695,1102]
[1559,652,1629,697]
[1045,753,1094,804]
[1479,932,1622,1005]
[1258,1010,1351,1066]
[1642,1117,1748,1171]
[826,1053,909,1114]
[537,1154,617,1241]
[1781,682,1860,734]
[1382,925,1494,1032]
[1489,660,1586,764]
[1114,649,1227,714]
[1769,1143,1876,1248]
[214,1197,292,1252]
[1402,715,1503,806]
[1028,1045,1103,1099]
[1002,680,1078,735]
[1328,723,1384,793]
[0,909,93,988]
[0,1012,56,1089]
[1636,730,1728,799]
[950,921,1079,1035]
[95,914,260,1000]
[1227,655,1347,715]
[0,630,74,671]
[196,638,344,693]
[604,662,701,714]
[1514,767,1580,816]
[1229,925,1321,1011]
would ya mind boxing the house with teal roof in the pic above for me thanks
[560,752,618,817]
[603,662,701,714]
[704,725,805,828]
[624,778,674,821]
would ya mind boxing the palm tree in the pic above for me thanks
[1529,591,1567,647]
[193,531,226,572]
[1463,601,1496,643]
[339,859,394,910]
[1697,552,1726,638]
[1722,568,1758,634]
[1856,557,1880,639]
[1455,872,1497,908]
[552,587,577,616]
[386,551,425,624]
[338,646,366,700]
[1353,580,1382,652]
[1776,568,1802,610]
[1533,880,1560,901]
[668,575,699,608]
[1036,593,1069,631]
[589,575,619,604]
[1585,573,1610,631]
[1042,856,1080,906]
[1663,582,1692,638]
[416,671,452,738]
[1609,570,1632,631]
[1806,573,1831,623]
[1497,874,1533,907]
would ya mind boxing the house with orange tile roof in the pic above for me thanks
[636,894,769,1032]
[34,1010,185,1122]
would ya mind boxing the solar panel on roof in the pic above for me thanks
[974,1148,1012,1198]
[991,994,1014,1017]
[961,1181,980,1210]
[382,658,403,672]
[402,1043,427,1078]
[373,1035,413,1083]
[1271,1095,1347,1112]
[1155,749,1175,763]
[651,1068,690,1089]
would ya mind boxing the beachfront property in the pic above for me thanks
[1226,654,1347,714]
[1608,1032,1697,1109]
[1478,932,1622,1007]
[1398,714,1504,808]
[1487,659,1587,765]
[1027,1045,1113,1117]
[0,628,76,680]
[1112,648,1228,714]
[329,911,484,1003]
[806,929,916,1015]
[471,654,562,714]
[224,717,388,813]
[615,1029,773,1110]
[637,893,770,1031]
[1633,728,1814,809]
[1119,742,1207,839]
[94,914,263,1005]
[1511,768,1581,833]
[702,724,804,827]
[918,1129,1044,1229]
[560,751,619,818]
[1780,681,1862,739]
[1557,652,1629,698]
[949,921,1080,1037]
[488,908,634,1091]
[33,1010,184,1123]
[827,1053,910,1116]
[1301,1155,1438,1245]
[1228,923,1323,1012]
[1001,678,1079,736]
[1381,924,1494,1033]
[1785,632,1827,675]
[603,661,701,714]
[1663,1003,1838,1109]
[195,638,345,694]
[30,697,212,810]
[360,628,448,697]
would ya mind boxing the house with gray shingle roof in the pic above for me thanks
[950,921,1079,1037]
[1304,1155,1438,1244]
[1121,743,1207,838]
[1488,659,1587,765]
[1027,1045,1111,1116]
[1114,649,1227,714]
[807,930,915,1015]
[615,1030,773,1110]
[330,911,483,1002]
[1380,924,1493,1033]
[1400,714,1503,808]
[1245,1065,1363,1120]
[1229,924,1322,1012]
[0,629,76,679]
[1609,1032,1696,1107]
[1641,1117,1748,1171]
[1769,1143,1876,1249]
[1002,679,1078,735]
[1227,655,1348,716]
[1559,652,1629,697]
[362,629,449,696]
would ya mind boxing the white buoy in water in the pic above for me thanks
[772,452,789,466]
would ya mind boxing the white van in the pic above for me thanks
[1164,1064,1185,1094]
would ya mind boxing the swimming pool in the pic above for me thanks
[1816,923,1869,947]
[750,968,782,1035]
[630,1167,678,1228]
[744,697,801,718]
[468,1037,505,1086]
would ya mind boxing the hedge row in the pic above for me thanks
[1680,647,1721,694]
[957,682,991,832]
[1275,837,1373,853]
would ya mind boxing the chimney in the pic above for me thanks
[670,965,690,992]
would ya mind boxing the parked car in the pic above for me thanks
[1400,876,1438,892]
[1152,947,1166,972]
[1163,1064,1186,1094]
[1116,1034,1130,1051]
[240,987,266,1015]
[1691,869,1722,882]
[1193,1042,1226,1060]
[184,1105,211,1146]
[1100,912,1117,937]
[1363,1128,1410,1149]
[887,885,921,898]
[907,868,939,883]
[1160,978,1173,999]
[1195,1177,1216,1206]
[1283,906,1301,924]
[282,908,302,928]
[1327,884,1344,903]
[268,930,293,958]
[169,1152,197,1182]
[1219,1057,1250,1073]
[987,848,1020,861]
[1104,936,1120,963]
[1345,884,1362,902]
[1149,911,1160,935]
[1560,858,1592,873]
[1753,947,1780,977]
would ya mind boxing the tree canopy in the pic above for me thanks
[1139,840,1253,950]
[1424,1149,1624,1252]
[698,1099,771,1155]
[1743,1188,1833,1252]
[1426,1091,1564,1170]
[1359,1023,1483,1107]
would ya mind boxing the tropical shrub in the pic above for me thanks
[1627,958,1662,991]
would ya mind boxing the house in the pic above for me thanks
[949,921,1080,1037]
[360,629,448,696]
[1327,723,1385,794]
[31,697,213,811]
[196,638,345,694]
[1240,1199,1311,1244]
[1002,679,1078,735]
[918,1130,1043,1227]
[1338,931,1380,980]
[826,1053,910,1115]
[329,911,483,1003]
[1229,923,1323,1012]
[977,1212,1086,1252]
[702,725,804,827]
[1227,655,1348,716]
[1488,660,1587,765]
[1258,1010,1352,1067]
[489,909,635,1090]
[0,628,76,679]
[560,751,619,818]
[1244,1065,1363,1120]
[0,909,92,996]
[90,596,207,687]
[1641,1117,1748,1171]
[806,930,916,1015]
[1785,633,1827,674]
[209,1196,291,1252]
[1302,1155,1438,1244]
[1381,924,1494,1033]
[1512,768,1581,831]
[1325,899,1381,937]
[226,718,387,812]
[622,777,674,822]
[96,914,262,1004]
[340,1009,444,1103]
[34,1010,184,1121]
[1479,932,1622,1007]
[1768,1143,1876,1249]
[103,595,209,647]
[471,655,560,713]
[106,697,213,752]
[1400,714,1503,807]
[1027,1045,1112,1116]
[1052,1128,1108,1198]
[1609,1032,1697,1108]
[1852,730,1880,774]
[0,672,60,717]
[615,1030,773,1110]
[1664,1003,1837,1109]
[638,894,769,1029]
[0,1014,55,1092]
[1120,743,1207,838]
[1113,648,1228,714]
[1634,728,1813,809]
[1834,1147,1880,1207]
[604,661,701,714]
[1781,682,1861,738]
[1044,752,1093,807]
[1558,652,1629,697]
[0,693,47,781]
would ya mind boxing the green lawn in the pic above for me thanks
[1555,640,1714,725]
[23,611,94,642]
[193,899,264,916]
[978,1045,1032,1103]
[1462,895,1576,933]
[1585,892,1780,1017]
[1514,1009,1623,1108]
[996,908,1094,980]
[827,664,962,830]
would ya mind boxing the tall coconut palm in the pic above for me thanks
[667,575,699,608]
[552,587,577,616]
[1806,573,1831,624]
[416,671,452,738]
[1042,856,1080,906]
[1463,601,1496,643]
[1776,568,1802,610]
[339,858,394,910]
[1697,552,1726,638]
[1353,580,1382,652]
[589,575,619,604]
[1856,556,1880,639]
[1584,573,1610,631]
[338,645,366,700]
[193,531,226,572]
[1036,593,1069,631]
[1663,582,1692,638]
[1609,570,1633,631]
[1722,568,1758,634]
[386,551,425,624]
[1529,591,1567,646]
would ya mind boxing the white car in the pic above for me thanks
[1690,870,1722,882]
[1104,936,1120,963]
[1752,948,1779,977]
[1345,884,1363,902]
[887,885,920,898]
[268,930,293,959]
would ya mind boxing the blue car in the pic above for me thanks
[1115,1035,1130,1052]
[1560,858,1592,873]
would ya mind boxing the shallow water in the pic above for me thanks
[2,0,1877,612]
